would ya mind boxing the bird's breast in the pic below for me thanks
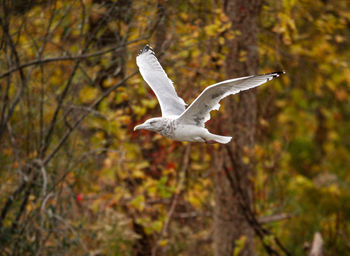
[158,118,176,138]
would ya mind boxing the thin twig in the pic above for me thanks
[0,14,28,140]
[52,213,90,254]
[40,56,84,155]
[258,213,294,224]
[0,39,142,80]
[224,145,291,256]
[40,11,116,155]
[43,71,138,166]
[152,144,191,256]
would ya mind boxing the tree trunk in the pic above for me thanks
[214,1,262,256]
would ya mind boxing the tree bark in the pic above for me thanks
[214,1,262,256]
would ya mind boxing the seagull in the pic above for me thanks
[134,45,284,144]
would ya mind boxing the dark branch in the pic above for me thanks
[0,39,143,80]
[43,70,138,166]
[224,145,291,256]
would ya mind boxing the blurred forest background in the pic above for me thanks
[0,0,350,255]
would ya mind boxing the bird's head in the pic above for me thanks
[134,117,164,132]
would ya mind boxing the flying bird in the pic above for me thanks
[134,45,284,144]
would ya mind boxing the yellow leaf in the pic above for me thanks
[130,195,145,211]
[80,87,99,103]
[159,239,168,246]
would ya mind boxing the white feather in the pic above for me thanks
[177,72,285,127]
[136,45,186,117]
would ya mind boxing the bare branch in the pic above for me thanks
[0,39,142,80]
[40,57,83,155]
[224,145,291,256]
[258,213,294,225]
[52,213,90,254]
[43,70,138,166]
[40,9,126,155]
[152,144,191,256]
[0,13,28,140]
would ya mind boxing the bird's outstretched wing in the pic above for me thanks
[178,72,285,127]
[136,45,186,117]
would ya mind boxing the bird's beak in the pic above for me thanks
[134,124,147,131]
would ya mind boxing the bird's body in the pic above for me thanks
[134,45,284,144]
[142,117,231,143]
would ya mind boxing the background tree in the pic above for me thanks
[213,0,262,255]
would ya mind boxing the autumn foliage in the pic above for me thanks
[0,0,349,255]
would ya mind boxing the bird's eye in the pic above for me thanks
[150,121,155,125]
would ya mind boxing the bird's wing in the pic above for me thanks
[136,45,186,117]
[178,72,285,127]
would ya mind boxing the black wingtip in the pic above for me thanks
[263,71,286,81]
[265,71,286,78]
[276,71,286,75]
[265,71,285,76]
[138,44,154,56]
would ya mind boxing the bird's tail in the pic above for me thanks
[209,134,232,144]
